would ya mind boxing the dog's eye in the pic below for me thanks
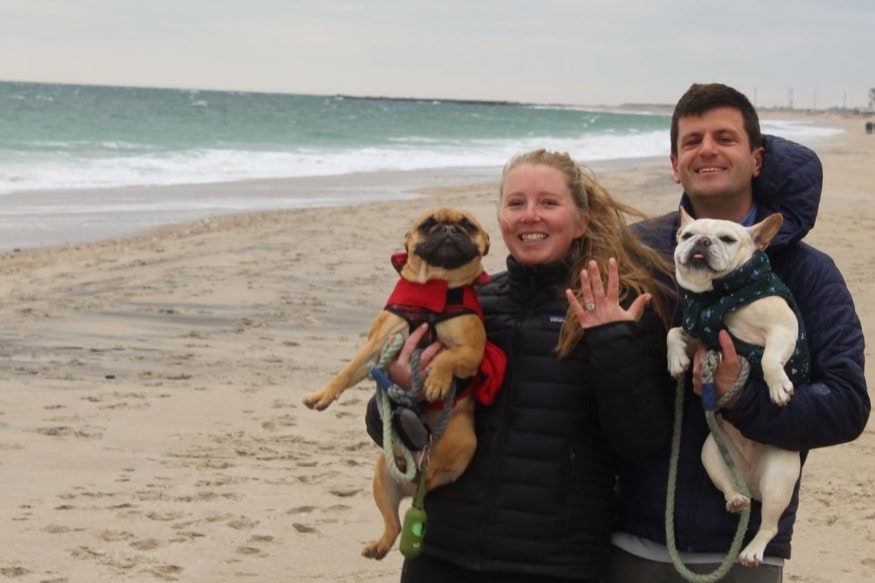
[419,217,437,233]
[718,235,737,244]
[680,233,693,240]
[459,218,479,234]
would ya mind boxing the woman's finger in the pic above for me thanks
[578,268,595,307]
[626,292,651,321]
[419,341,443,368]
[588,260,606,303]
[605,257,620,305]
[565,288,590,323]
[398,323,428,364]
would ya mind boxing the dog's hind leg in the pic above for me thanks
[362,453,415,560]
[701,433,750,513]
[424,397,476,491]
[738,447,800,566]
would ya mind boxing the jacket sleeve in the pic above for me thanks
[722,248,870,450]
[583,307,674,461]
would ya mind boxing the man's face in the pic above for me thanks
[670,107,764,220]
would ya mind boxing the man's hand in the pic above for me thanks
[386,324,443,390]
[692,330,744,408]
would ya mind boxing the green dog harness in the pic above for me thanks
[680,250,810,385]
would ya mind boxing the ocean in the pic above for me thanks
[0,81,844,249]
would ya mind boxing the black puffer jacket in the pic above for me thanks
[421,256,673,580]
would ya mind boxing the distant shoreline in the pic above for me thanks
[4,79,872,116]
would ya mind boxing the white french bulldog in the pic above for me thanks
[667,207,804,567]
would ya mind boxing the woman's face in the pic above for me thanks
[499,163,588,266]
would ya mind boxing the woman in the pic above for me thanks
[381,149,676,582]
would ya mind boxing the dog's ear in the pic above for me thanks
[748,213,784,250]
[483,230,490,256]
[677,206,694,240]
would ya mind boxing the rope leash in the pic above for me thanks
[368,334,457,559]
[368,335,456,483]
[665,350,752,583]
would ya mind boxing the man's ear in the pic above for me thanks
[670,155,682,184]
[751,146,765,178]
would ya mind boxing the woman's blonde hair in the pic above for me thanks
[499,149,675,357]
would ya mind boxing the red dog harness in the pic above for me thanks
[384,252,504,406]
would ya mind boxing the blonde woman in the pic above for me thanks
[370,149,675,582]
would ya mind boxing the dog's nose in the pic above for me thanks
[696,236,712,247]
[441,225,458,234]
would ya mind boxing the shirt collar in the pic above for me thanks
[740,202,759,227]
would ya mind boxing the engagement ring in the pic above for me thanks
[584,303,596,312]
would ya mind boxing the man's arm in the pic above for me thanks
[722,248,869,450]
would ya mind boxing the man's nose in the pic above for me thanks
[699,134,718,154]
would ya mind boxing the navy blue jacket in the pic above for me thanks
[620,135,870,558]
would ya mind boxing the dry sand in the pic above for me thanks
[1,113,872,582]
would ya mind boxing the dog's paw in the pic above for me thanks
[667,353,690,379]
[423,370,453,402]
[767,380,794,407]
[738,543,766,567]
[362,539,395,561]
[302,390,333,411]
[725,493,751,513]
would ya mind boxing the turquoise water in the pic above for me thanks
[0,81,677,194]
[0,81,845,249]
[1,81,843,197]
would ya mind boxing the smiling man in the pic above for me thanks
[607,83,870,583]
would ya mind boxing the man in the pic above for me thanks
[608,83,870,582]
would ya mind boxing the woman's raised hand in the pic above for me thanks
[565,258,651,329]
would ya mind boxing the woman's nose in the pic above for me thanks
[521,203,539,221]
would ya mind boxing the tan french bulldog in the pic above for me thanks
[303,207,489,559]
[667,207,804,567]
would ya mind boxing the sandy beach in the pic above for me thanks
[1,112,873,582]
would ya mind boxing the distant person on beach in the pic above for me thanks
[866,120,873,134]
[367,148,677,582]
[606,83,870,583]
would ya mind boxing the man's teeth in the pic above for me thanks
[520,233,547,241]
[698,167,722,173]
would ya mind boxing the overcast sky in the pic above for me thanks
[2,0,872,109]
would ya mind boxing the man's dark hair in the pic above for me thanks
[670,83,763,156]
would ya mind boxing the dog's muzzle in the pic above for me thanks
[683,239,715,269]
